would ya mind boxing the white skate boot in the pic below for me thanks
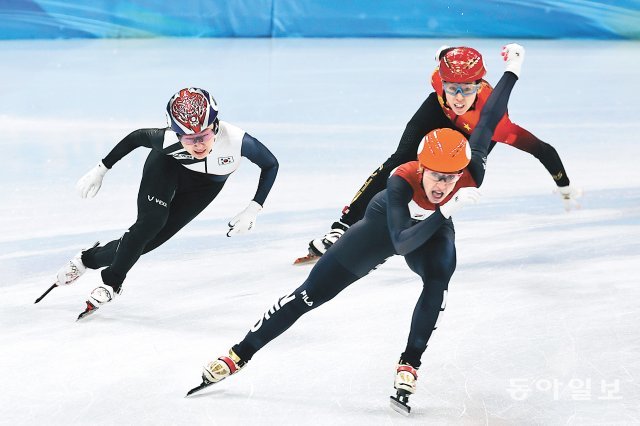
[76,284,119,321]
[394,360,418,394]
[203,348,246,384]
[186,348,247,396]
[55,242,98,286]
[390,359,419,416]
[89,284,118,306]
[308,221,349,256]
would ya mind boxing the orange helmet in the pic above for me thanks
[417,128,471,173]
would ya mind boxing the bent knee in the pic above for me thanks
[130,211,169,235]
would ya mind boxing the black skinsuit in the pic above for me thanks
[82,127,278,291]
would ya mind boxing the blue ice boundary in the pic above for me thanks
[2,0,639,40]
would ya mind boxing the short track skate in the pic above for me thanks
[76,301,99,321]
[34,283,58,304]
[185,379,217,397]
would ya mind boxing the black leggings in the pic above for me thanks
[234,212,456,368]
[83,150,226,290]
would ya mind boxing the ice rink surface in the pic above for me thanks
[1,38,639,425]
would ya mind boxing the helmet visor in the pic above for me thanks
[443,82,479,97]
[179,128,215,145]
[423,168,463,184]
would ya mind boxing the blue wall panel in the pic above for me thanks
[1,0,639,39]
[272,0,640,39]
[0,0,273,38]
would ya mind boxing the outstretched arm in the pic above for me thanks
[467,44,524,186]
[495,122,571,187]
[226,133,279,237]
[240,133,279,206]
[77,128,162,198]
[101,128,159,168]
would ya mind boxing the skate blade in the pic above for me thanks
[293,253,320,265]
[34,283,58,304]
[185,380,214,397]
[390,394,411,416]
[76,301,99,321]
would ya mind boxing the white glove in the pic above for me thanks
[438,187,482,219]
[76,161,109,198]
[556,185,582,211]
[501,43,525,78]
[435,45,451,61]
[227,201,262,237]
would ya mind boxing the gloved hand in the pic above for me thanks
[438,187,482,219]
[227,201,262,237]
[501,43,525,78]
[556,185,582,211]
[435,45,451,61]
[76,161,109,198]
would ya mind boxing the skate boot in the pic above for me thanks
[186,349,247,396]
[55,242,98,286]
[89,284,119,306]
[203,348,246,384]
[390,359,418,416]
[308,221,349,256]
[77,284,119,321]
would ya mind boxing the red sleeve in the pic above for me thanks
[492,118,544,155]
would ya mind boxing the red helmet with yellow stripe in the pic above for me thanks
[438,47,486,83]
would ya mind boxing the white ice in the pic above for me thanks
[1,38,639,425]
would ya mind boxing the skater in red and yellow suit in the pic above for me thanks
[307,45,580,260]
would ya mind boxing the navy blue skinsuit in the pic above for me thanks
[232,72,518,368]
